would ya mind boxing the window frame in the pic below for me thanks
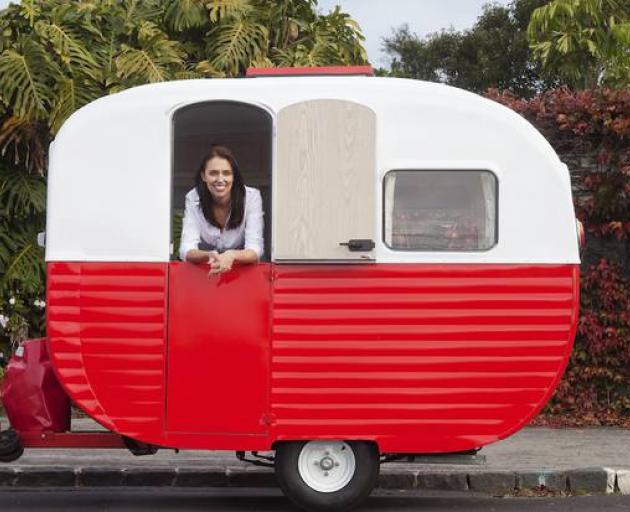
[381,169,499,253]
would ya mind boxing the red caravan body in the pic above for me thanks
[43,74,581,454]
[47,261,578,452]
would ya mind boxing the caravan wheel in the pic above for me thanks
[275,440,379,511]
[0,429,23,463]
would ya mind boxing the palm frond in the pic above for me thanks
[120,0,164,30]
[207,0,254,24]
[207,18,268,75]
[190,59,226,78]
[137,19,163,42]
[116,45,167,82]
[175,60,229,79]
[173,70,203,80]
[49,77,102,134]
[0,167,46,218]
[116,24,185,83]
[4,243,43,286]
[34,20,101,80]
[289,44,334,67]
[90,21,125,88]
[18,0,42,28]
[311,7,367,64]
[273,35,337,68]
[269,47,294,67]
[164,0,209,32]
[248,54,274,69]
[0,225,45,295]
[0,4,23,54]
[269,3,366,67]
[0,38,56,119]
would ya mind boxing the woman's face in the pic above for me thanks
[201,156,233,203]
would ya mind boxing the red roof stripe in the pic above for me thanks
[246,65,374,77]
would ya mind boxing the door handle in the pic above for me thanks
[339,239,375,252]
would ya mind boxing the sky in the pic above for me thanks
[0,0,512,66]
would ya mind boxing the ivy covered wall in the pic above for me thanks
[487,87,630,425]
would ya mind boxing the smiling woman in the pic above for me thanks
[179,145,264,274]
[172,101,273,270]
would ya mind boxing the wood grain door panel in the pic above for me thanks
[275,100,376,261]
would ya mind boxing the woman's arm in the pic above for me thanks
[209,189,264,274]
[243,188,264,259]
[186,249,215,264]
[179,192,203,261]
[208,248,257,274]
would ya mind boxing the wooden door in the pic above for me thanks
[275,100,376,261]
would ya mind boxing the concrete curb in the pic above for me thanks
[0,466,628,495]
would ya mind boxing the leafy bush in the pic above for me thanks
[540,259,630,426]
[528,0,630,88]
[0,163,46,363]
[487,87,630,425]
[486,87,629,240]
[0,291,46,358]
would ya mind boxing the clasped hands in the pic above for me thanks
[207,250,235,275]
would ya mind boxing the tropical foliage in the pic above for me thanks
[0,0,366,173]
[528,0,630,88]
[0,160,46,353]
[384,0,630,94]
[383,0,553,97]
[0,0,366,351]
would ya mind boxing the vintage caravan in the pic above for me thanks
[1,66,581,511]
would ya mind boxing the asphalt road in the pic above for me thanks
[0,489,629,511]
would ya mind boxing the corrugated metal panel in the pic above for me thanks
[47,262,167,441]
[45,261,578,453]
[271,264,578,452]
[165,262,270,435]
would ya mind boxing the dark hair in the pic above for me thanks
[194,145,245,230]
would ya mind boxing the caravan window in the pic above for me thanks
[383,170,497,251]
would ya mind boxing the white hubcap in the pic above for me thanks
[297,441,356,493]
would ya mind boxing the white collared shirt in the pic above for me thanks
[178,186,264,260]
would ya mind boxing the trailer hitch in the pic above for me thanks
[236,450,275,468]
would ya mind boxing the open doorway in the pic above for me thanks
[171,101,273,260]
[167,101,273,434]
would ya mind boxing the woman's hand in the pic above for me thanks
[206,250,219,264]
[208,250,236,275]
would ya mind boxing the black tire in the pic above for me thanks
[275,441,379,512]
[0,429,23,462]
[0,445,24,463]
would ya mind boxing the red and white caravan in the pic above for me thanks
[1,66,581,511]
